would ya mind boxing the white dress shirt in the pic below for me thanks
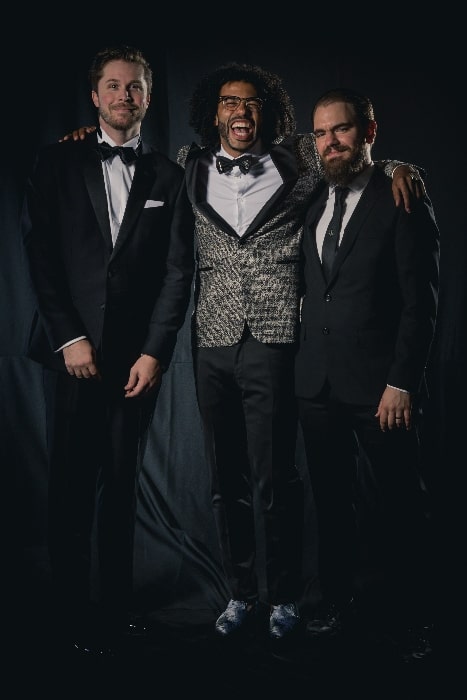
[205,145,283,237]
[98,132,140,246]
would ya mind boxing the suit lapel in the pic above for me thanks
[304,183,328,277]
[111,152,156,258]
[242,138,299,238]
[82,138,157,258]
[328,169,386,283]
[82,142,113,251]
[184,144,238,237]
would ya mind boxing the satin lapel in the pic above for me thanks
[111,153,156,258]
[185,144,239,238]
[242,138,300,238]
[82,145,113,250]
[329,170,385,282]
[199,202,239,237]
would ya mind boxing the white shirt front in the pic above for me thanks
[98,132,140,246]
[205,146,283,237]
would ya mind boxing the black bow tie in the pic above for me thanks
[97,141,140,165]
[216,154,255,174]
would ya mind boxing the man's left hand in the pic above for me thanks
[124,354,162,398]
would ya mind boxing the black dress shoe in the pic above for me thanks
[215,599,257,636]
[396,623,435,663]
[306,598,355,639]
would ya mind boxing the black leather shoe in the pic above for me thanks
[215,599,257,636]
[306,598,355,639]
[396,623,435,663]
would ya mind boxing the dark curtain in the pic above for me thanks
[2,36,464,624]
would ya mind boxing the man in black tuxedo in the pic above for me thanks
[295,88,440,660]
[22,45,194,653]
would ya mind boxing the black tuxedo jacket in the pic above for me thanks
[295,167,440,404]
[23,133,194,372]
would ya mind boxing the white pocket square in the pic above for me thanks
[144,199,165,208]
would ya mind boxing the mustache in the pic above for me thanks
[324,144,349,156]
[111,105,139,113]
[228,118,254,127]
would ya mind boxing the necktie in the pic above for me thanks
[216,154,255,174]
[321,186,349,281]
[97,141,139,165]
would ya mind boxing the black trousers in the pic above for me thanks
[194,330,303,605]
[298,388,433,627]
[44,367,157,629]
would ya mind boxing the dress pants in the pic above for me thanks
[298,387,433,626]
[194,328,303,605]
[44,364,156,632]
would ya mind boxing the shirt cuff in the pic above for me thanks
[387,383,409,394]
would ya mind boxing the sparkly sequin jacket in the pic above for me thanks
[178,134,320,347]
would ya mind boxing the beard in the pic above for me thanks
[99,103,147,131]
[322,141,367,186]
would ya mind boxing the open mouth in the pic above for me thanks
[230,119,254,141]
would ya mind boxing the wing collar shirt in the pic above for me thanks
[205,144,283,237]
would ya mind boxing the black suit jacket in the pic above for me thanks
[295,167,440,404]
[23,132,194,372]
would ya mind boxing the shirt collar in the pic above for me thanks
[97,128,141,150]
[331,162,374,196]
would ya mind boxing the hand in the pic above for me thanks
[375,386,412,432]
[391,165,426,214]
[59,125,96,142]
[124,354,162,398]
[63,339,101,379]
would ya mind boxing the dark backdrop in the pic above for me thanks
[2,33,464,625]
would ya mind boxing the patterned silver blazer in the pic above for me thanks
[178,133,322,348]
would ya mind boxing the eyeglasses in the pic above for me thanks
[218,96,264,112]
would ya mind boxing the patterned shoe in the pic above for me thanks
[215,599,256,636]
[269,602,300,640]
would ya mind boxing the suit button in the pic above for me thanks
[322,327,330,335]
[100,304,105,311]
[324,293,332,302]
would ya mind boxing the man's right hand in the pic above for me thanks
[63,338,101,379]
[59,126,96,142]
